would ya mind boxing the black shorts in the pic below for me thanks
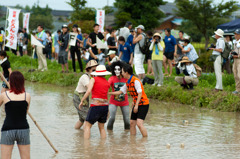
[131,105,149,120]
[146,52,152,60]
[164,52,174,60]
[86,106,108,125]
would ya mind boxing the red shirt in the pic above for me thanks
[92,76,110,100]
[108,76,129,106]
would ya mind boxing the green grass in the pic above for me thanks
[7,51,240,112]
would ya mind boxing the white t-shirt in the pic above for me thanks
[120,80,142,94]
[82,52,90,61]
[75,74,90,93]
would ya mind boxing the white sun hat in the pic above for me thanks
[91,65,112,76]
[107,50,116,56]
[214,29,224,37]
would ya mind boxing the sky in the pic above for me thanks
[0,0,235,11]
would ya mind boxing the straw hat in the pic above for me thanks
[181,56,192,63]
[86,60,98,69]
[107,50,116,56]
[214,29,224,37]
[153,33,162,39]
[91,65,112,76]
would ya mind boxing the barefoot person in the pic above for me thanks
[107,61,130,130]
[0,71,31,159]
[73,60,98,129]
[79,65,111,139]
[0,51,12,93]
[109,64,149,137]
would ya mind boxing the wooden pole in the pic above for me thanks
[0,72,58,153]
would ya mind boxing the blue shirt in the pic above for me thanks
[120,42,133,63]
[127,34,135,52]
[77,34,83,41]
[37,31,47,46]
[164,35,177,53]
[54,33,59,46]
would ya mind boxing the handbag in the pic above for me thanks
[209,55,218,62]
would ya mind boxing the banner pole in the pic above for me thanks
[3,7,9,51]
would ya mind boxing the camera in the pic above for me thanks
[155,39,159,44]
[230,51,238,61]
[206,43,216,51]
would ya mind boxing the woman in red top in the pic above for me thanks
[79,65,111,139]
[109,64,149,137]
[107,61,130,130]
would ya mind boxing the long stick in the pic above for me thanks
[3,7,9,51]
[0,72,58,153]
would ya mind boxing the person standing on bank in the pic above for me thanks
[176,31,185,57]
[35,25,48,71]
[107,61,130,130]
[87,24,105,59]
[109,64,149,137]
[74,60,98,129]
[163,28,177,77]
[0,51,12,93]
[70,24,83,73]
[209,29,225,92]
[0,71,31,159]
[58,24,70,73]
[149,33,164,87]
[133,25,146,82]
[79,65,111,139]
[232,29,240,94]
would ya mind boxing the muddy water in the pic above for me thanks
[1,82,240,159]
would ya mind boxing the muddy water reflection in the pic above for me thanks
[1,82,240,159]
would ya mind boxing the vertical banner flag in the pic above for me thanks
[96,10,105,33]
[5,8,21,50]
[69,32,78,46]
[23,13,30,33]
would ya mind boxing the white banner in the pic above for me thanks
[96,10,105,33]
[96,36,108,49]
[23,13,30,33]
[31,34,44,48]
[5,8,21,50]
[69,32,78,46]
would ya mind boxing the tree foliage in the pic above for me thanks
[114,0,165,30]
[175,0,238,48]
[68,20,95,34]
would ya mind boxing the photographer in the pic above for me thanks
[149,33,164,86]
[232,29,240,94]
[209,29,225,91]
[175,56,199,89]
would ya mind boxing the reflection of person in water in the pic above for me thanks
[107,61,130,130]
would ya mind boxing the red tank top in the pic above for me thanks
[92,76,110,100]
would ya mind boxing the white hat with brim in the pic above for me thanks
[91,65,112,76]
[153,33,162,39]
[107,50,116,56]
[214,29,224,37]
[136,25,145,30]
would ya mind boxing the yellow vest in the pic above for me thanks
[151,41,165,60]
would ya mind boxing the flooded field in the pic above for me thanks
[1,81,240,159]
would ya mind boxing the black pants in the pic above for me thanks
[19,46,23,56]
[70,47,83,72]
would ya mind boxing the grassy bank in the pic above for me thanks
[7,52,239,112]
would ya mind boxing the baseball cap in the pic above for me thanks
[234,29,240,34]
[136,25,145,30]
[62,24,68,28]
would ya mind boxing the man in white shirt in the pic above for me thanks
[115,21,132,42]
[232,29,240,94]
[209,29,225,91]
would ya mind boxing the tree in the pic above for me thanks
[66,0,88,21]
[102,6,114,15]
[114,0,165,30]
[175,0,238,48]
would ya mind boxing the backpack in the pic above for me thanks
[193,64,202,77]
[138,33,151,55]
[222,42,232,59]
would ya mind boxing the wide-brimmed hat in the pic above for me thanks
[136,25,145,30]
[181,56,192,63]
[153,33,162,39]
[224,32,234,36]
[107,50,116,56]
[91,65,112,76]
[86,60,98,70]
[214,29,224,37]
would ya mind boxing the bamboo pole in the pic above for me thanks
[0,72,58,153]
